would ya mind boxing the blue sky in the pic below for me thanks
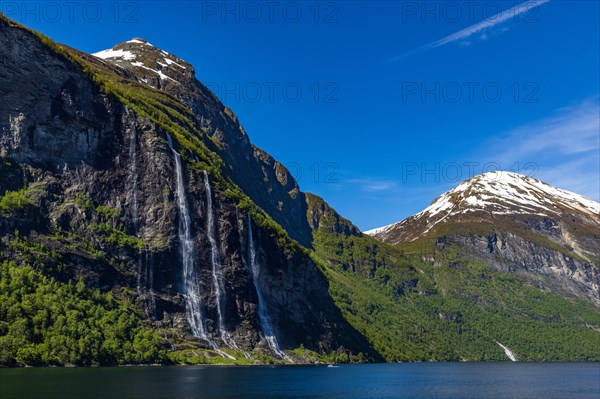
[5,0,599,230]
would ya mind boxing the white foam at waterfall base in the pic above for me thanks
[247,214,291,361]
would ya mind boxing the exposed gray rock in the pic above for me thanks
[0,18,370,357]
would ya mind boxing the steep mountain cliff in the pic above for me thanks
[91,38,313,248]
[0,15,371,365]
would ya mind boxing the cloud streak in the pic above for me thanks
[393,0,551,61]
[346,178,399,193]
[477,97,600,201]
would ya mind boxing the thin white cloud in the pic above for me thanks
[347,178,399,192]
[478,97,600,201]
[393,0,551,61]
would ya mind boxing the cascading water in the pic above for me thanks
[128,126,144,295]
[247,214,290,360]
[166,135,234,359]
[496,342,517,361]
[145,246,156,320]
[203,171,240,352]
[129,125,139,233]
[166,134,209,340]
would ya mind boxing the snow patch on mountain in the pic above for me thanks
[164,58,186,69]
[92,48,135,61]
[131,62,180,84]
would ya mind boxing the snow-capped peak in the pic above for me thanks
[365,171,599,242]
[92,38,154,60]
[91,38,192,88]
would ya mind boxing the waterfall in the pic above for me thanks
[136,249,143,294]
[166,133,208,340]
[145,246,156,320]
[128,126,144,294]
[247,214,289,360]
[203,170,240,351]
[496,342,517,361]
[129,125,139,233]
[166,135,234,359]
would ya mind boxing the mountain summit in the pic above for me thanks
[366,171,599,244]
[93,38,195,89]
[92,38,314,248]
[367,171,600,307]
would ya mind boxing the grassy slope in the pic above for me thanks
[308,196,600,361]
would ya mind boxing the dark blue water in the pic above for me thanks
[1,363,598,399]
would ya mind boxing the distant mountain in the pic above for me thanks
[367,171,600,307]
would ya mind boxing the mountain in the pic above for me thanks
[1,15,599,366]
[366,171,600,307]
[0,15,372,365]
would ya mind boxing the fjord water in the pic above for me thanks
[1,363,598,399]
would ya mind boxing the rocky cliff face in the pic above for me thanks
[0,16,369,361]
[367,172,600,307]
[92,39,313,248]
[436,230,600,307]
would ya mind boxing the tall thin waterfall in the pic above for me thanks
[166,133,208,340]
[128,126,144,294]
[145,246,156,320]
[247,214,289,360]
[128,125,139,233]
[203,171,239,351]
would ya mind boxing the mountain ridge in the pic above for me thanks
[366,171,599,242]
[91,38,316,248]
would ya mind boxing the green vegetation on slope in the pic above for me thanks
[1,13,598,365]
[0,14,308,366]
[0,260,166,366]
[307,198,600,361]
[0,189,30,216]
